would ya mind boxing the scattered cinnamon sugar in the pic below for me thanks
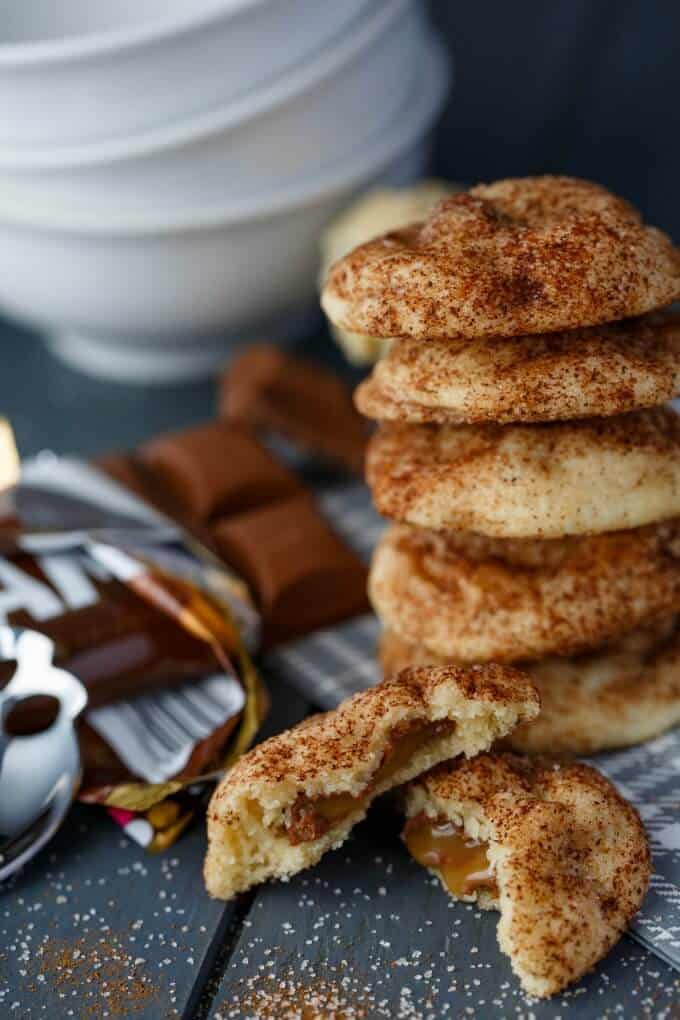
[35,934,160,1016]
[217,967,373,1019]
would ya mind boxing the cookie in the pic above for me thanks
[366,408,680,538]
[369,522,680,662]
[322,176,680,341]
[511,620,680,753]
[380,619,680,753]
[204,664,539,900]
[402,752,650,997]
[356,312,680,425]
[320,181,454,364]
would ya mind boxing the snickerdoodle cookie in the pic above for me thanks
[366,408,680,537]
[402,753,650,997]
[356,312,680,425]
[204,664,538,900]
[320,181,454,364]
[369,522,680,662]
[322,176,680,340]
[380,618,680,754]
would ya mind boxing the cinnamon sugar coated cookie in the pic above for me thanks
[322,176,680,340]
[204,664,538,900]
[356,312,680,424]
[402,753,650,997]
[320,181,454,364]
[369,522,680,662]
[366,408,680,537]
[380,618,680,753]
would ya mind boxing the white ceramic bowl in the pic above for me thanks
[0,0,426,211]
[0,39,450,384]
[0,0,371,146]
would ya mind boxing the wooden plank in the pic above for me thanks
[205,806,679,1019]
[0,801,231,1019]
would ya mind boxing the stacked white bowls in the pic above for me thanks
[0,0,451,382]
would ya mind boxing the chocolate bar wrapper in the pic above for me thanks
[0,448,268,849]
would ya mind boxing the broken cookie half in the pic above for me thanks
[403,752,651,998]
[204,665,539,900]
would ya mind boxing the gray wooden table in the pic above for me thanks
[1,323,678,1018]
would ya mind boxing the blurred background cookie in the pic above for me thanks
[370,522,680,663]
[380,618,680,754]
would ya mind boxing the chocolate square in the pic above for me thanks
[213,494,369,646]
[139,422,301,525]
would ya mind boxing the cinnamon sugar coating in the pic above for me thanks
[403,753,650,997]
[322,176,680,340]
[369,521,680,662]
[366,408,680,537]
[212,665,536,794]
[380,616,680,753]
[356,311,680,424]
[204,664,538,900]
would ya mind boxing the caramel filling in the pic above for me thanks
[285,720,455,845]
[403,813,497,897]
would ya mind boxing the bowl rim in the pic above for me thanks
[0,0,411,168]
[0,37,451,236]
[0,0,345,67]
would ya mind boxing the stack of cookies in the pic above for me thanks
[204,178,672,999]
[322,176,680,755]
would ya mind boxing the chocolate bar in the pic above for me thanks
[213,493,369,646]
[98,415,369,646]
[220,345,370,475]
[140,421,302,525]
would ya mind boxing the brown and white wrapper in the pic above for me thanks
[0,443,266,851]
